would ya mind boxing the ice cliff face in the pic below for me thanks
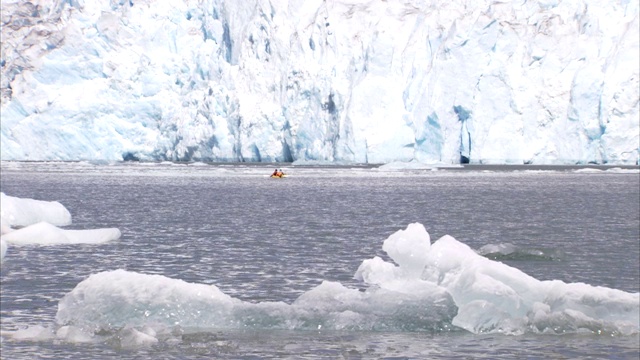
[1,0,638,164]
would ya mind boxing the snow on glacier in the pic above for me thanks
[0,0,638,164]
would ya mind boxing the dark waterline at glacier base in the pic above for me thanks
[0,163,639,359]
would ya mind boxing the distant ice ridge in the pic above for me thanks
[0,193,120,263]
[1,0,638,165]
[49,223,638,344]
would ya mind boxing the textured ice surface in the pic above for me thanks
[2,221,121,246]
[1,0,638,164]
[1,192,72,227]
[53,224,639,338]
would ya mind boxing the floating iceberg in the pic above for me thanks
[55,224,638,338]
[1,238,6,263]
[1,192,72,227]
[0,194,120,260]
[6,323,160,349]
[55,268,456,334]
[1,221,121,246]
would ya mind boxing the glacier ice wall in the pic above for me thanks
[1,0,638,164]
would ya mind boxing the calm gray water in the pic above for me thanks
[1,162,639,359]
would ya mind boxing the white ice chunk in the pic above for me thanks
[55,326,94,343]
[382,223,431,277]
[354,256,400,285]
[1,221,120,246]
[116,326,158,348]
[56,268,457,333]
[0,238,6,263]
[358,223,639,334]
[56,269,239,332]
[1,224,13,235]
[7,325,56,341]
[0,193,72,227]
[54,223,639,336]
